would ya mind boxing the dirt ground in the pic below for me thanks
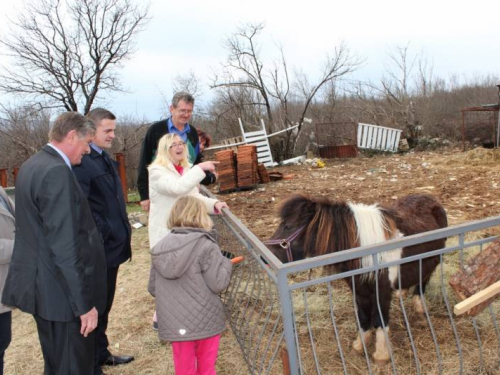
[5,147,500,375]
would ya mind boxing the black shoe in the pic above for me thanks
[100,354,135,366]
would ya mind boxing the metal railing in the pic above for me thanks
[203,187,500,374]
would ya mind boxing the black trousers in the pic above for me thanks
[0,311,11,375]
[95,266,119,368]
[34,315,95,375]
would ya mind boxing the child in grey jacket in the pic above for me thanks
[148,195,232,374]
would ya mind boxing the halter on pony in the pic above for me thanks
[264,226,306,262]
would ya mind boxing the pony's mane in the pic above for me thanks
[279,194,358,257]
[348,202,388,247]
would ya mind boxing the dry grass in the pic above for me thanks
[443,147,500,166]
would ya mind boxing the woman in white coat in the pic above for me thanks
[148,133,228,249]
[147,133,228,330]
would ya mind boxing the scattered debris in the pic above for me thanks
[128,212,148,227]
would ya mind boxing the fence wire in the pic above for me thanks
[204,187,500,374]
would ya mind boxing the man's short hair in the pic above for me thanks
[49,112,96,142]
[171,92,195,107]
[87,108,116,126]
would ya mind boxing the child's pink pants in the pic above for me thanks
[172,334,221,375]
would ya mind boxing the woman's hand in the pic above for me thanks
[197,161,219,172]
[214,201,229,213]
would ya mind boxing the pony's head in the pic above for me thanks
[266,194,358,263]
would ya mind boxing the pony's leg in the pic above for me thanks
[371,284,392,365]
[373,327,391,365]
[352,292,373,355]
[412,278,430,319]
[394,289,407,299]
[352,329,373,354]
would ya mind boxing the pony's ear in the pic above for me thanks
[278,194,315,219]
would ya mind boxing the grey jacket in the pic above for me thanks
[148,227,232,342]
[0,187,15,314]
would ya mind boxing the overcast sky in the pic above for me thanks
[1,0,499,121]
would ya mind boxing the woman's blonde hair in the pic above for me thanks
[149,133,189,169]
[167,196,214,231]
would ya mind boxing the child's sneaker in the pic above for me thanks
[152,321,158,331]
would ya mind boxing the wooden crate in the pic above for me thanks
[215,150,237,192]
[236,145,258,188]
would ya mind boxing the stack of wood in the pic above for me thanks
[257,163,270,183]
[450,239,500,316]
[236,145,258,188]
[215,150,237,192]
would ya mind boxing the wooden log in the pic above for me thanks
[449,239,500,316]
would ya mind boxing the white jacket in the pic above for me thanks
[148,163,218,248]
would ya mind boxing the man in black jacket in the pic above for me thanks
[136,92,215,212]
[2,112,107,375]
[73,108,133,375]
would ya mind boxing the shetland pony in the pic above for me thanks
[266,194,447,364]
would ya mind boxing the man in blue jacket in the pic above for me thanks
[73,108,133,375]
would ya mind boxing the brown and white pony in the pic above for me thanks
[266,194,447,364]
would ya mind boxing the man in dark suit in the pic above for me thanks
[1,112,107,375]
[0,186,15,375]
[73,108,133,374]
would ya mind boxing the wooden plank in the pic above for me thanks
[361,124,369,148]
[371,126,378,149]
[247,141,268,148]
[367,126,374,148]
[454,281,500,316]
[357,123,363,148]
[381,128,388,150]
[376,127,383,149]
[387,130,396,151]
[393,130,402,152]
[244,130,267,138]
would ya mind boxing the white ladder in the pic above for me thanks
[239,119,277,167]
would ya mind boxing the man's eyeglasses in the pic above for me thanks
[169,142,185,149]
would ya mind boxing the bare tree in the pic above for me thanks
[211,23,275,132]
[352,44,435,142]
[0,0,149,114]
[0,105,51,183]
[210,22,360,159]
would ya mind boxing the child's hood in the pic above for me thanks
[151,227,217,279]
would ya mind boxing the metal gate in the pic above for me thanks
[204,187,500,374]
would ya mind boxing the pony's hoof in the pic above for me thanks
[395,289,407,299]
[351,347,364,356]
[373,357,390,366]
[413,316,427,328]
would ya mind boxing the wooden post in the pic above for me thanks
[280,347,291,375]
[0,169,7,188]
[12,167,19,185]
[114,153,128,203]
